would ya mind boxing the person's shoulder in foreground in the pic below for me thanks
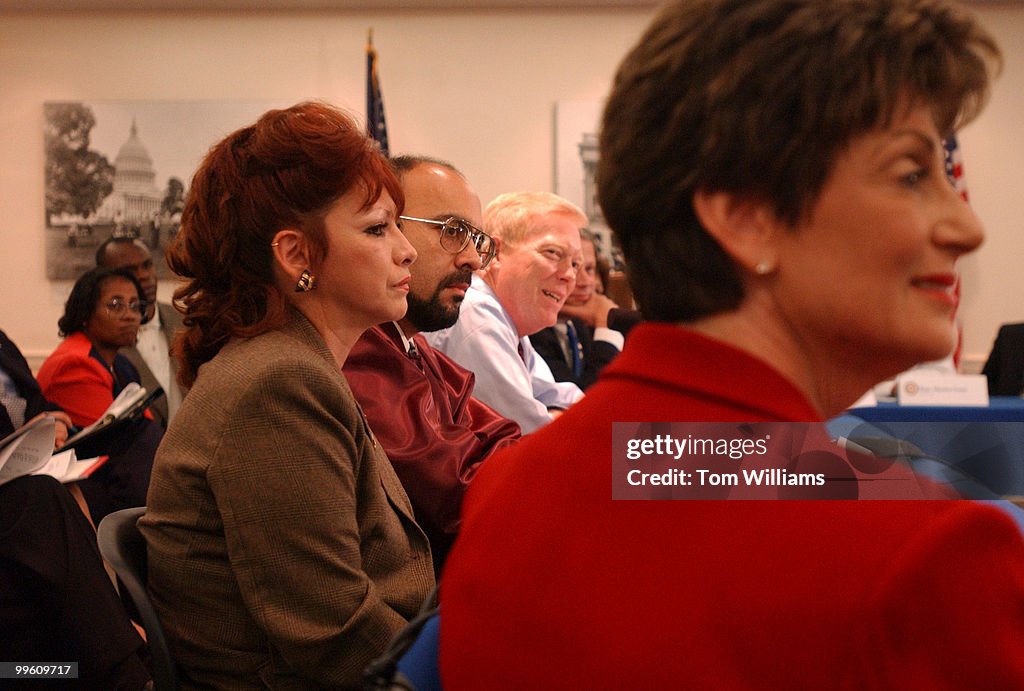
[439,0,1014,685]
[441,325,1024,688]
[1,474,152,690]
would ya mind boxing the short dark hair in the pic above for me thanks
[598,0,1000,322]
[167,101,403,387]
[58,267,146,337]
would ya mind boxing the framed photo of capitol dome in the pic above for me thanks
[43,100,286,280]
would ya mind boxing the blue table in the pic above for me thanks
[830,397,1024,496]
[851,396,1024,423]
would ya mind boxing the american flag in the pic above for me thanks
[366,29,389,155]
[943,134,968,368]
[943,135,969,202]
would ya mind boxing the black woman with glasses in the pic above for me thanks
[37,266,163,519]
[344,155,521,572]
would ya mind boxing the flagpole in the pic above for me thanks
[366,28,390,156]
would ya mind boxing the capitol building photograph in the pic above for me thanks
[43,99,282,280]
[45,104,181,280]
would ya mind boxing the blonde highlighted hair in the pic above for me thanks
[483,192,587,248]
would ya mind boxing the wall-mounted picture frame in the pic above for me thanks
[44,99,287,281]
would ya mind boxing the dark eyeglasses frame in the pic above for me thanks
[399,215,496,269]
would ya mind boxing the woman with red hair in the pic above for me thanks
[140,102,432,689]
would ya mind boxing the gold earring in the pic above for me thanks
[294,269,317,292]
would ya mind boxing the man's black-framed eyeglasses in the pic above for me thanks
[399,215,497,269]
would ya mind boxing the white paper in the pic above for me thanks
[0,417,57,486]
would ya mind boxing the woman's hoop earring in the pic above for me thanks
[294,269,317,292]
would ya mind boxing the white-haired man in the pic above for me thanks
[426,191,586,433]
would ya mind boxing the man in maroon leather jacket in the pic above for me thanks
[343,156,521,570]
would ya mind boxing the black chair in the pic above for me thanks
[97,507,180,691]
[365,586,440,690]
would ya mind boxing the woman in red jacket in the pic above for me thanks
[38,266,161,519]
[440,1,1024,689]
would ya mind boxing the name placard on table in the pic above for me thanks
[895,372,989,407]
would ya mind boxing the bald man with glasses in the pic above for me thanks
[343,155,520,570]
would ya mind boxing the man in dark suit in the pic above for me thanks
[531,230,622,390]
[96,236,185,425]
[982,322,1024,395]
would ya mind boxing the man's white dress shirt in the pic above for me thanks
[425,275,583,434]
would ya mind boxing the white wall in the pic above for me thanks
[2,4,1022,371]
[0,7,653,363]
